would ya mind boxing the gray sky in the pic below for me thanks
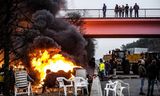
[94,38,139,59]
[67,0,160,9]
[67,0,159,59]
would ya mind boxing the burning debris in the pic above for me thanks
[27,9,87,84]
[30,49,80,83]
[0,0,90,86]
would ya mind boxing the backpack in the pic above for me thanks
[138,65,146,77]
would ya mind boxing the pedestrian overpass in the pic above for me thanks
[64,8,160,38]
[83,18,160,38]
[63,9,160,96]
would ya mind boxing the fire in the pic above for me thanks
[31,50,79,82]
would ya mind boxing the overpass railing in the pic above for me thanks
[61,8,160,18]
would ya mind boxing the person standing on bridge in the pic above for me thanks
[114,4,119,17]
[130,6,133,17]
[122,5,125,17]
[118,6,122,17]
[133,3,140,17]
[125,4,129,17]
[102,3,107,18]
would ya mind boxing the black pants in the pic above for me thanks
[135,11,139,17]
[103,11,106,18]
[147,79,155,96]
[0,82,4,94]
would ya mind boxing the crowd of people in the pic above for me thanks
[102,3,140,18]
[138,57,160,96]
[96,55,160,96]
[98,58,116,81]
[98,57,130,81]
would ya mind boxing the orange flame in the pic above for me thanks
[31,50,79,82]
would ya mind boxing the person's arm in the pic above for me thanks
[27,75,34,82]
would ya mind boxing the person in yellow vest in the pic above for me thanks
[99,58,105,80]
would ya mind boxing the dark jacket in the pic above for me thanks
[133,5,139,11]
[103,4,107,12]
[115,5,119,12]
[9,69,15,85]
[138,64,146,78]
[147,62,158,80]
[44,72,57,88]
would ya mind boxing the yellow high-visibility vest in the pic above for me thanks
[99,63,105,71]
[0,72,4,82]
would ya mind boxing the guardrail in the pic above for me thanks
[61,8,160,18]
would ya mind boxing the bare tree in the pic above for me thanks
[66,12,96,66]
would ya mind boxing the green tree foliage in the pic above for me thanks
[121,38,160,51]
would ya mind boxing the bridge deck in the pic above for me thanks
[82,18,160,38]
[83,17,160,21]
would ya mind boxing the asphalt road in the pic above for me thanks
[101,77,160,96]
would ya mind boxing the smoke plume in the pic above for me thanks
[27,0,66,15]
[31,9,87,65]
[11,0,88,83]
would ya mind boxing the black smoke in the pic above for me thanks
[12,0,88,66]
[31,9,87,65]
[27,0,66,15]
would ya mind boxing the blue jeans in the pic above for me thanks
[147,79,155,96]
[140,78,145,93]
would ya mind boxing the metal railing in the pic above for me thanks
[60,8,160,18]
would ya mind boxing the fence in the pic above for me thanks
[61,9,160,18]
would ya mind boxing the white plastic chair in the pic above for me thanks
[56,77,73,96]
[74,77,88,96]
[14,70,33,96]
[104,80,119,96]
[117,80,130,96]
[75,68,87,79]
[104,80,130,96]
